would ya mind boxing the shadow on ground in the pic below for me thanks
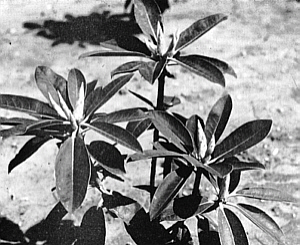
[23,11,142,48]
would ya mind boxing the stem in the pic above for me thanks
[192,168,202,196]
[150,72,166,200]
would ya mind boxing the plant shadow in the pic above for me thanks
[23,11,141,48]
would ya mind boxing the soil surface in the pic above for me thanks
[0,0,299,244]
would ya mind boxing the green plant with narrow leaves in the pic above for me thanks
[80,0,236,201]
[128,94,297,244]
[0,66,145,214]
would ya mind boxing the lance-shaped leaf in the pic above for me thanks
[0,123,31,138]
[8,136,51,173]
[195,55,237,78]
[236,187,297,203]
[55,133,91,213]
[186,114,203,152]
[0,117,37,126]
[134,0,162,41]
[86,80,98,98]
[228,170,241,194]
[85,121,142,152]
[212,120,272,160]
[111,61,142,77]
[85,74,134,118]
[182,155,225,178]
[35,66,69,106]
[126,118,152,138]
[159,198,214,222]
[129,90,154,108]
[205,94,232,145]
[223,157,265,171]
[208,162,233,178]
[175,14,227,52]
[78,206,105,245]
[138,61,157,84]
[25,119,69,134]
[174,55,225,87]
[128,149,183,162]
[92,108,147,124]
[230,203,284,243]
[88,141,125,176]
[151,58,168,84]
[218,206,248,245]
[84,86,103,116]
[67,69,86,116]
[79,50,148,59]
[150,165,193,221]
[149,110,193,153]
[0,94,59,119]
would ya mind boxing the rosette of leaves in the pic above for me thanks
[0,66,144,213]
[80,0,236,86]
[129,94,297,244]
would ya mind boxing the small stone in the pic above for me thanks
[272,148,279,156]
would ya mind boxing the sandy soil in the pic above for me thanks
[0,0,299,244]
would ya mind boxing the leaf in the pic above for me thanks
[231,203,284,243]
[163,95,181,109]
[85,74,134,118]
[0,94,59,119]
[149,110,193,153]
[205,94,232,145]
[129,90,154,108]
[0,117,37,126]
[78,206,105,245]
[209,162,233,178]
[84,86,103,117]
[35,66,69,107]
[218,206,249,245]
[173,195,202,219]
[92,108,147,124]
[79,50,148,59]
[55,133,91,213]
[126,118,152,138]
[134,0,162,41]
[86,121,142,152]
[138,61,157,84]
[67,68,86,114]
[223,157,265,171]
[236,187,297,203]
[212,120,272,160]
[88,141,125,175]
[228,170,241,194]
[159,199,214,222]
[111,61,142,77]
[174,55,225,87]
[150,165,193,221]
[217,207,235,245]
[152,58,168,83]
[186,114,202,151]
[25,119,68,134]
[102,191,136,209]
[194,55,237,78]
[86,80,98,98]
[8,136,51,173]
[128,149,182,162]
[175,14,227,52]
